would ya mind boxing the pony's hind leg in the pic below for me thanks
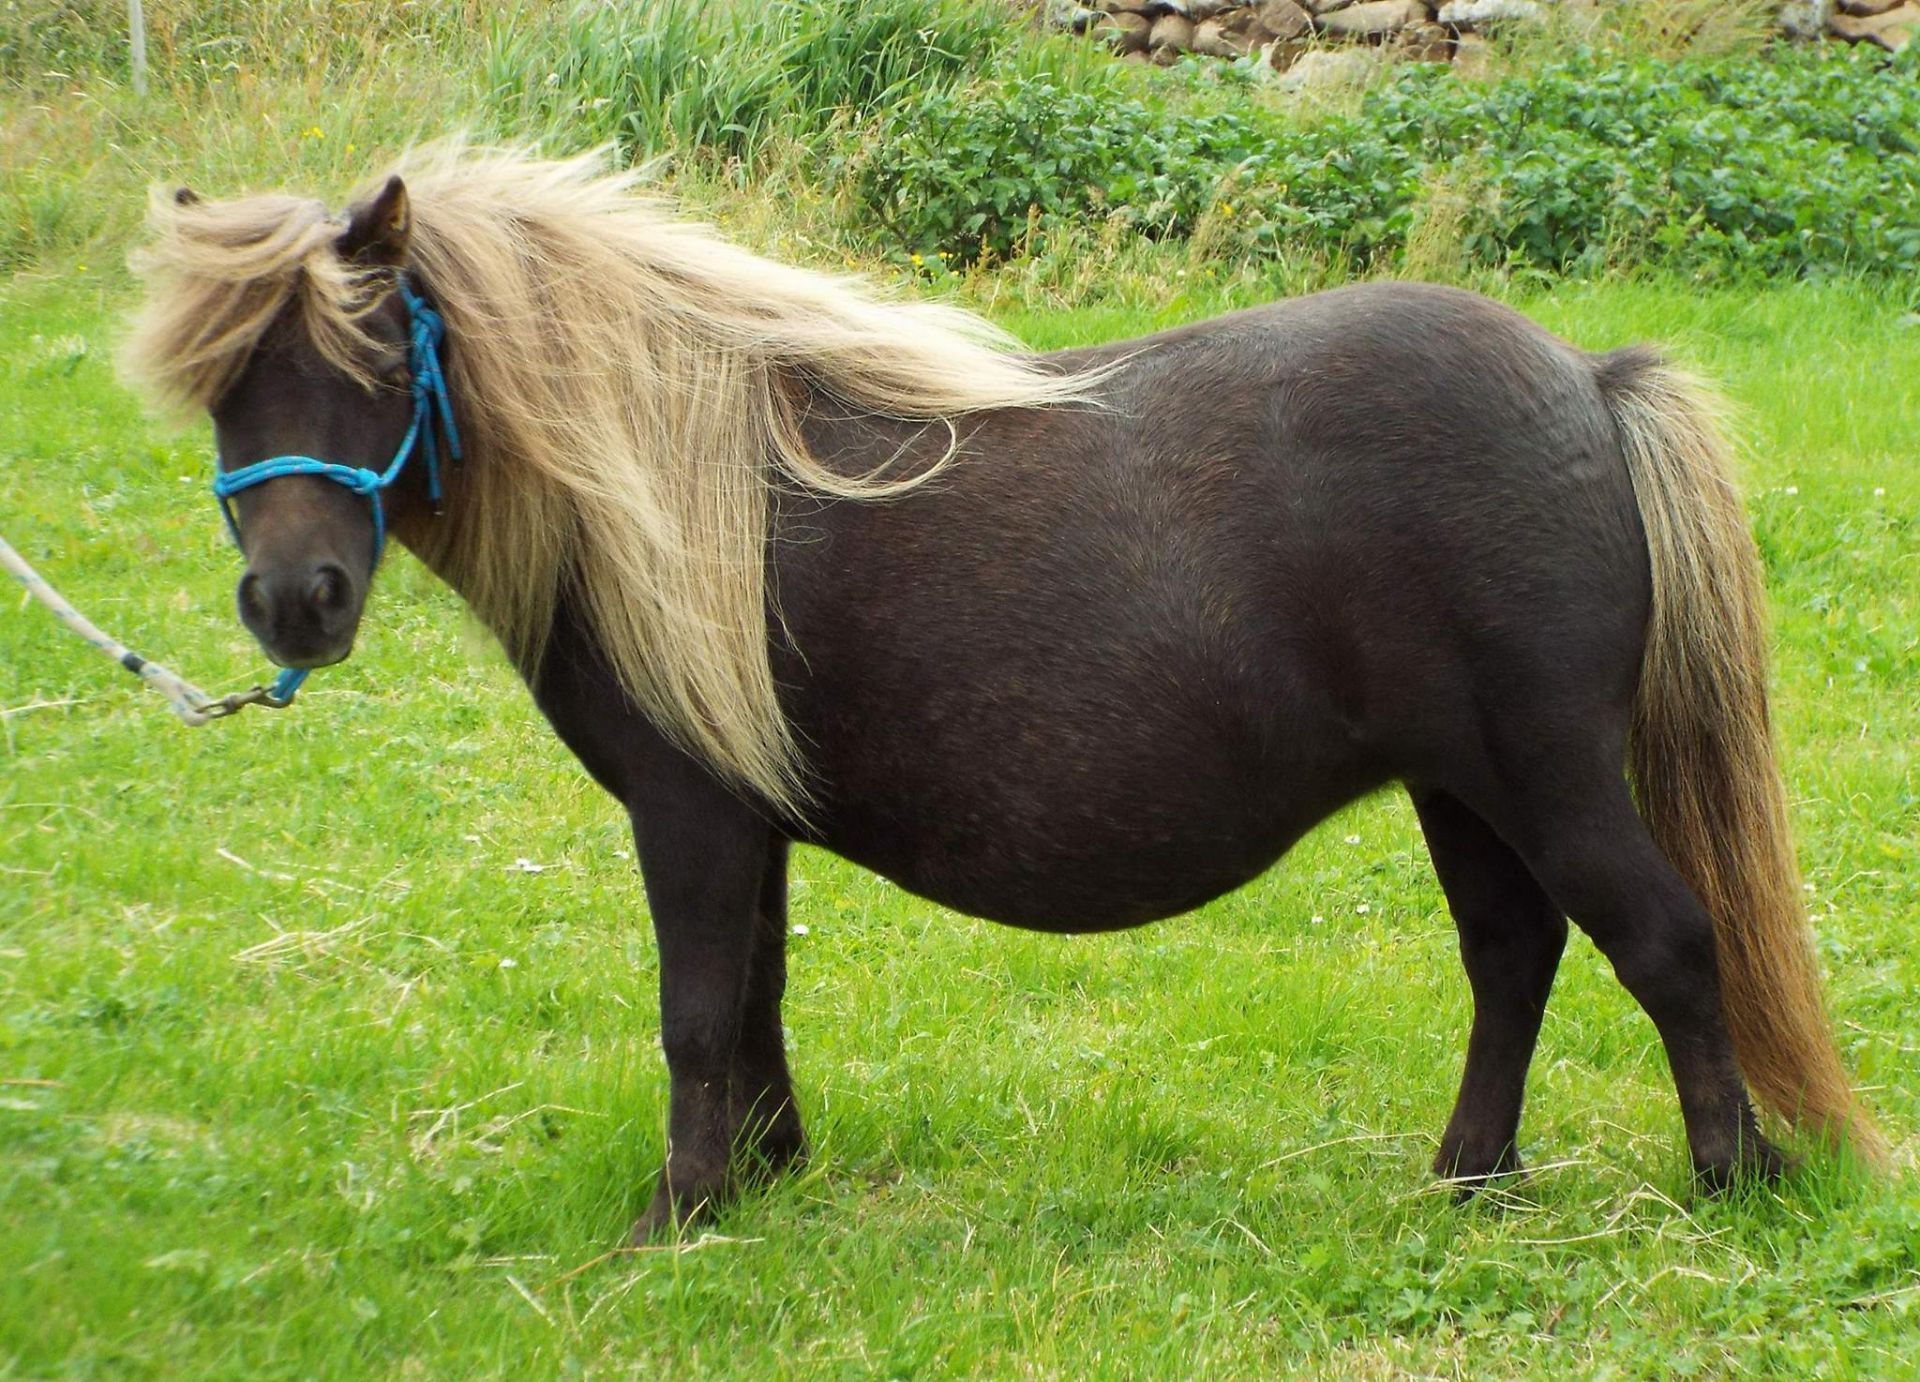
[732,839,806,1180]
[1411,789,1568,1190]
[1479,771,1787,1188]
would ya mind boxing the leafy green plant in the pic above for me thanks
[853,81,1265,262]
[853,44,1920,281]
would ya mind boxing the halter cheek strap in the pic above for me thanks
[210,275,461,703]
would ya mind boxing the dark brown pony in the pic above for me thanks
[125,150,1878,1241]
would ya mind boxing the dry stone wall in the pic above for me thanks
[1046,0,1917,81]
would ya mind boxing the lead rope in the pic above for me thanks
[1,533,298,725]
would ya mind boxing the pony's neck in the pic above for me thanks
[387,472,550,687]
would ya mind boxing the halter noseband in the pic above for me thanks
[211,275,461,703]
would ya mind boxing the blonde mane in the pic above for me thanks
[126,146,1108,816]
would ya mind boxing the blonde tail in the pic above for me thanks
[1597,347,1884,1166]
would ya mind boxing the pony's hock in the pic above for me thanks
[126,147,1881,1240]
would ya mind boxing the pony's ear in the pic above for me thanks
[173,186,200,207]
[338,174,411,266]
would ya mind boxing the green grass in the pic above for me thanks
[1,266,1916,1376]
[6,12,1915,1375]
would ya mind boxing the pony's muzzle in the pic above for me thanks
[236,559,361,668]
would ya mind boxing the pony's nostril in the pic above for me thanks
[237,571,268,626]
[309,562,351,616]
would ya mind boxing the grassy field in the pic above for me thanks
[1,6,1917,1372]
[1,256,1916,1376]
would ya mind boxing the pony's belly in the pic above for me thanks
[796,668,1387,932]
[809,782,1334,934]
[847,847,1278,934]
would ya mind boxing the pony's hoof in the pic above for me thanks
[747,1125,808,1183]
[1434,1141,1523,1200]
[625,1211,668,1247]
[626,1178,721,1245]
[1694,1140,1795,1194]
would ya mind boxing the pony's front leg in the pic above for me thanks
[627,794,773,1242]
[733,839,806,1179]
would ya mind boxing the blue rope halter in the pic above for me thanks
[211,276,461,704]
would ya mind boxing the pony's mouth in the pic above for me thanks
[268,643,354,671]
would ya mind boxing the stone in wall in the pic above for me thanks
[1828,0,1919,45]
[1097,9,1154,51]
[1399,20,1456,58]
[1777,0,1834,35]
[1257,0,1315,38]
[1192,16,1255,52]
[1451,29,1495,73]
[1436,0,1547,29]
[1277,46,1384,87]
[1149,11,1198,59]
[1319,0,1431,36]
[1044,0,1103,32]
[1050,0,1908,73]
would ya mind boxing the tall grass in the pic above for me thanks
[0,13,488,273]
[482,0,1047,163]
[1465,0,1784,76]
[0,0,494,91]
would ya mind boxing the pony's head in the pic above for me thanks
[129,176,426,673]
